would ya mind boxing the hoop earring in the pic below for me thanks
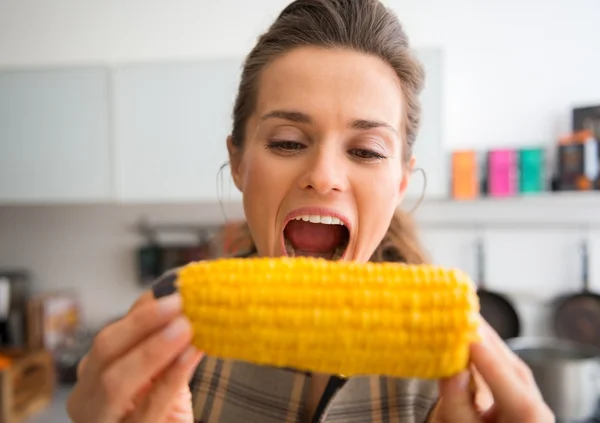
[216,161,230,222]
[408,167,427,214]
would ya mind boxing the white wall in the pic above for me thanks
[1,0,599,149]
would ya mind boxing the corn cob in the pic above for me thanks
[174,256,480,379]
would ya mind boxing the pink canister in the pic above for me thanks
[488,149,518,196]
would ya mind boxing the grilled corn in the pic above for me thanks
[173,257,480,379]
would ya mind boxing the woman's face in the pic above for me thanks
[229,46,413,262]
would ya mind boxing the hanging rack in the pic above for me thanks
[135,216,223,245]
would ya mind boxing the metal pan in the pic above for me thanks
[475,238,521,340]
[553,238,600,349]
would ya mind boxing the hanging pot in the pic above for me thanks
[553,238,600,349]
[475,238,521,340]
[507,336,600,422]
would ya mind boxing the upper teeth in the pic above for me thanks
[292,215,345,225]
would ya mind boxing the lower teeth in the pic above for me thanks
[284,238,346,260]
[284,238,296,257]
[332,245,345,260]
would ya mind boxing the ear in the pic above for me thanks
[398,155,416,196]
[227,135,243,191]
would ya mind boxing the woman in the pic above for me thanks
[67,1,554,422]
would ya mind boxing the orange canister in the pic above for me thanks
[451,150,479,199]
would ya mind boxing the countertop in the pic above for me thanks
[24,385,72,423]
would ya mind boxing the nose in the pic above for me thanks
[298,146,349,195]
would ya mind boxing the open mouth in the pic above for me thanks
[282,213,350,260]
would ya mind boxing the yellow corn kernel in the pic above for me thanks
[175,256,480,380]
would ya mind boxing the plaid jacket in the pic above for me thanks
[187,356,438,423]
[152,254,439,423]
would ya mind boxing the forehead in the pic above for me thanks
[254,46,405,133]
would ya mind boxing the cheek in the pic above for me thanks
[239,150,291,250]
[355,166,403,210]
[353,167,402,250]
[241,150,291,200]
[361,182,399,224]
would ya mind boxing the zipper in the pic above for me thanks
[311,375,348,423]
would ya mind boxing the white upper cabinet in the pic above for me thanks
[0,49,443,205]
[113,59,243,202]
[0,68,112,203]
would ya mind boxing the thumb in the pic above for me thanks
[166,351,202,423]
[166,386,194,423]
[429,371,481,423]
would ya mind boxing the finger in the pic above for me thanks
[85,293,183,377]
[167,385,194,423]
[469,364,494,413]
[77,291,156,381]
[470,335,532,411]
[77,354,89,380]
[130,346,199,409]
[99,315,194,412]
[478,318,520,367]
[127,346,203,423]
[431,370,481,422]
[480,404,500,423]
[129,291,155,312]
[478,319,539,388]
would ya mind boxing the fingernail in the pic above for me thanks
[454,371,471,391]
[157,293,182,314]
[163,316,190,340]
[179,345,199,364]
[477,318,488,340]
[152,272,178,299]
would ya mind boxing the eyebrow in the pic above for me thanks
[260,109,398,134]
[261,110,312,123]
[351,118,398,134]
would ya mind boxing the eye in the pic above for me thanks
[266,140,306,155]
[349,148,387,161]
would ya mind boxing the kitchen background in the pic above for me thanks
[0,0,599,422]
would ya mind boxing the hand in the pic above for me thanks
[428,318,555,423]
[67,291,203,423]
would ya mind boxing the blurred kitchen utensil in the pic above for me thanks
[0,270,31,349]
[573,104,600,140]
[573,104,600,190]
[553,238,600,349]
[556,130,596,191]
[137,244,164,285]
[475,238,521,340]
[583,132,599,184]
[507,336,600,422]
[137,242,214,286]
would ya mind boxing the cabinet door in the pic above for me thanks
[0,68,111,203]
[113,59,243,203]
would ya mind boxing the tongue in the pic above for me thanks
[284,220,346,253]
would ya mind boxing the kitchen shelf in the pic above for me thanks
[404,191,600,228]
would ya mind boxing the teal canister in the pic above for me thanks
[519,148,544,193]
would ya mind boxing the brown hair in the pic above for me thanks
[226,0,429,264]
